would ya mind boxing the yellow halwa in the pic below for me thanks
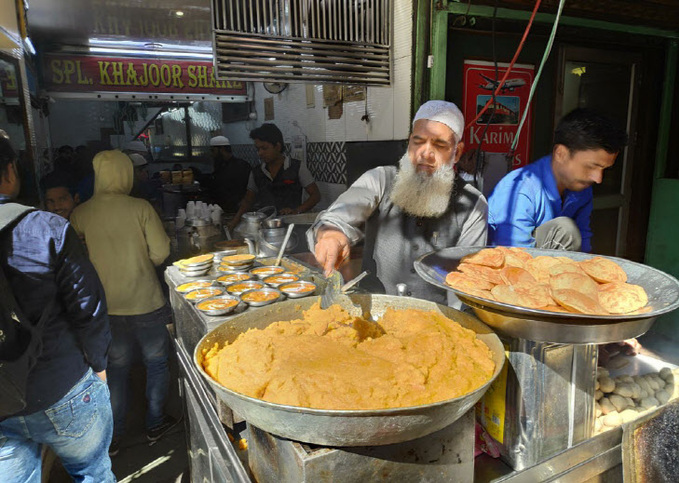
[202,302,495,410]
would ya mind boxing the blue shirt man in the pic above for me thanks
[488,108,628,252]
[488,154,594,252]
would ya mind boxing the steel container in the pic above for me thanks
[194,294,505,447]
[415,247,679,344]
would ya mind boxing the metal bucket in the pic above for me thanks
[194,294,505,447]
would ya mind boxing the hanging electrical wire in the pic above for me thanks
[472,0,500,188]
[465,0,543,129]
[509,0,567,154]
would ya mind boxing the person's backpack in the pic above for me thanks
[0,203,53,417]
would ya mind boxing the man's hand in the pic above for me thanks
[279,207,295,215]
[96,370,107,382]
[314,228,350,276]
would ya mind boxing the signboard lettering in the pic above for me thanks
[44,54,246,95]
[463,60,534,169]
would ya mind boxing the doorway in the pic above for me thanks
[556,46,640,257]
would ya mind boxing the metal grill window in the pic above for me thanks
[212,0,391,85]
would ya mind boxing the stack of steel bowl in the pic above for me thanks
[175,254,214,277]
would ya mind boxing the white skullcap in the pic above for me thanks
[129,153,148,167]
[413,100,464,141]
[210,136,230,146]
[125,140,147,152]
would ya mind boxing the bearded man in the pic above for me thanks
[307,100,488,304]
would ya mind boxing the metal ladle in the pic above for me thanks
[274,223,295,266]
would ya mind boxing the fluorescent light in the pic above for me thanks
[87,46,213,60]
[175,10,185,18]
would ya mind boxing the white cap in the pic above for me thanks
[129,153,148,167]
[210,136,230,147]
[413,100,464,142]
[125,140,147,152]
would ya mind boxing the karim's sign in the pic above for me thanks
[463,60,534,169]
[43,54,247,97]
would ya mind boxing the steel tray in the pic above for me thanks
[414,247,679,344]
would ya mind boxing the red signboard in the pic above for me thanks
[463,60,534,168]
[43,54,247,96]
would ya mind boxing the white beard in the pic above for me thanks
[389,153,456,218]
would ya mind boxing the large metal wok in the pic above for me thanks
[194,293,505,447]
[415,247,679,344]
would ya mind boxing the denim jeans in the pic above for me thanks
[109,304,171,437]
[0,369,115,483]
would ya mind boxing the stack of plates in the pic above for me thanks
[219,253,256,272]
[174,254,214,277]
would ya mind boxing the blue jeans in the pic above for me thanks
[109,304,171,437]
[0,369,115,483]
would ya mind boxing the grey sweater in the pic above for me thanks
[307,166,488,304]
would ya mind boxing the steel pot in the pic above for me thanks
[194,293,505,447]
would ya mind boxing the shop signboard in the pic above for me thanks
[42,53,248,100]
[462,60,534,169]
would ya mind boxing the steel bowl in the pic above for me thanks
[184,286,225,304]
[414,247,679,344]
[217,263,252,273]
[278,280,317,298]
[194,294,505,446]
[225,280,266,296]
[212,250,238,262]
[250,265,286,279]
[263,273,300,287]
[216,272,253,285]
[195,294,240,316]
[178,267,211,277]
[176,279,216,294]
[240,287,282,307]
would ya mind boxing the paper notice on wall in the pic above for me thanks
[290,135,306,163]
[264,97,274,120]
[306,84,316,108]
[343,85,366,102]
[323,85,342,107]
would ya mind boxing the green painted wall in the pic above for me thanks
[645,178,679,337]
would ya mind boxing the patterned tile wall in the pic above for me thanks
[231,141,347,185]
[307,142,346,184]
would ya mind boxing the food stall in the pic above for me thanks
[168,246,679,482]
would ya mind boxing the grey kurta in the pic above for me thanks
[307,166,488,304]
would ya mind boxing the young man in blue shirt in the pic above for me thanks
[488,108,628,251]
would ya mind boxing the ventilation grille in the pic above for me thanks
[212,0,391,85]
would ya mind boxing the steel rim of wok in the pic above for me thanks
[415,246,679,324]
[193,293,505,447]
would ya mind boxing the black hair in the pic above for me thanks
[0,136,17,180]
[249,123,285,153]
[554,108,628,154]
[40,169,77,196]
[212,144,233,154]
[58,145,74,155]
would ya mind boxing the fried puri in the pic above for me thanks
[580,256,628,283]
[444,248,648,316]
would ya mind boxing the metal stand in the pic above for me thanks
[478,337,598,470]
[248,410,475,483]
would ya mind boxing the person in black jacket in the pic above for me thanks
[229,123,320,229]
[0,136,114,482]
[208,135,251,214]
